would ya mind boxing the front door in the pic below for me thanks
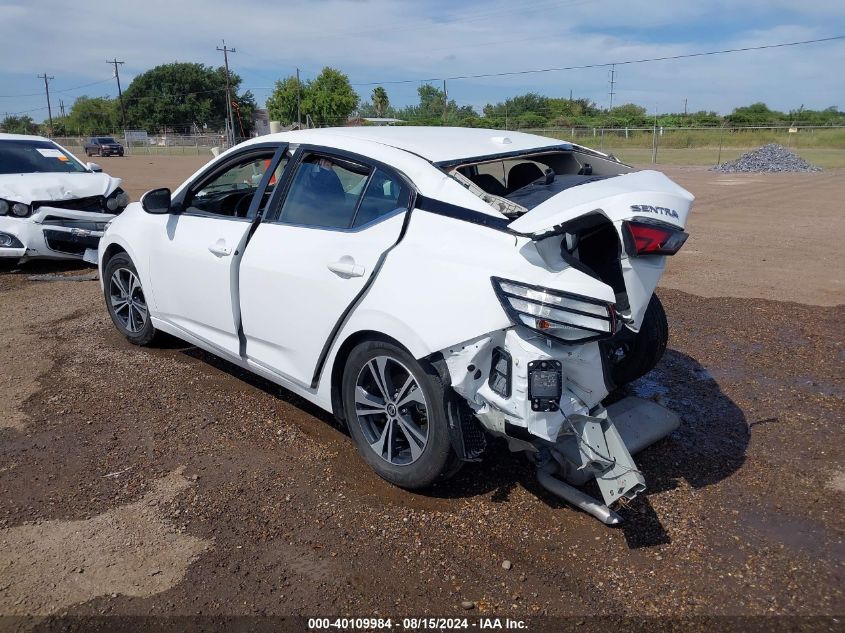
[239,151,411,387]
[148,146,285,356]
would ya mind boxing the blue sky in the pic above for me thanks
[1,0,843,124]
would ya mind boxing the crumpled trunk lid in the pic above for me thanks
[507,169,694,236]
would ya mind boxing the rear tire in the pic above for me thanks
[341,340,456,489]
[611,294,668,386]
[103,253,157,346]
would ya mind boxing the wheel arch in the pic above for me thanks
[101,242,127,270]
[328,329,412,422]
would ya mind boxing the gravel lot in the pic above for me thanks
[0,155,842,629]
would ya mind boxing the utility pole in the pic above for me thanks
[59,100,65,118]
[216,40,236,146]
[442,79,448,125]
[296,67,302,128]
[107,58,126,130]
[38,73,54,136]
[683,97,688,117]
[608,64,616,111]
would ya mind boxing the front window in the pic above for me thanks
[98,137,118,144]
[184,151,279,218]
[0,140,88,174]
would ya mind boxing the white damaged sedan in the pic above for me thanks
[0,133,129,263]
[99,127,694,524]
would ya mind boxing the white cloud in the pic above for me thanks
[0,0,843,115]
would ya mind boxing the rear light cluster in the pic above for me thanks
[492,277,617,344]
[623,219,688,257]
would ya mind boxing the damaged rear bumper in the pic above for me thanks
[441,326,679,522]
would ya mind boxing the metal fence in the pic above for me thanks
[52,134,242,156]
[521,125,845,166]
[51,125,845,167]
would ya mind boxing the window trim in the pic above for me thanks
[349,167,411,230]
[171,142,288,220]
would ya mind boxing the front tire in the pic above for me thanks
[611,293,669,386]
[341,341,455,489]
[103,253,156,346]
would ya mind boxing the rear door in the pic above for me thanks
[147,144,287,356]
[239,148,411,387]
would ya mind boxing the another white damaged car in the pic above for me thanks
[99,127,693,524]
[0,133,129,263]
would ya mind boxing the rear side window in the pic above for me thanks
[352,169,409,228]
[279,154,369,229]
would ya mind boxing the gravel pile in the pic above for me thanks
[712,143,822,173]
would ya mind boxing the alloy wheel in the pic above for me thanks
[109,267,148,333]
[354,356,430,465]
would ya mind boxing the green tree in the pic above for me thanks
[266,76,302,125]
[416,84,447,118]
[0,115,38,134]
[604,103,648,127]
[371,86,389,117]
[301,67,358,127]
[64,96,118,135]
[397,84,476,125]
[122,62,253,134]
[726,102,783,126]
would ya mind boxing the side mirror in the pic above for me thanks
[141,188,172,214]
[87,162,103,173]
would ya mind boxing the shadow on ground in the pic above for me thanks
[167,340,747,550]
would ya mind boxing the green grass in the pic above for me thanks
[538,127,845,149]
[601,147,845,168]
[535,126,845,166]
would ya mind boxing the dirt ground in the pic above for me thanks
[0,155,843,630]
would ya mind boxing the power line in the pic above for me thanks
[349,35,845,86]
[0,77,113,99]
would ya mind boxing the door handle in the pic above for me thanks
[327,257,365,278]
[208,239,232,257]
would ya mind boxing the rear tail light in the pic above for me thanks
[623,219,688,256]
[492,277,617,344]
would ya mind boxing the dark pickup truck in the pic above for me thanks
[84,136,124,157]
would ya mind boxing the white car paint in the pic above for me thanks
[0,133,126,262]
[99,127,694,520]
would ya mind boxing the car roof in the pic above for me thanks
[0,132,53,143]
[250,126,571,164]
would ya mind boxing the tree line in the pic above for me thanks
[1,62,843,137]
[2,62,257,137]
